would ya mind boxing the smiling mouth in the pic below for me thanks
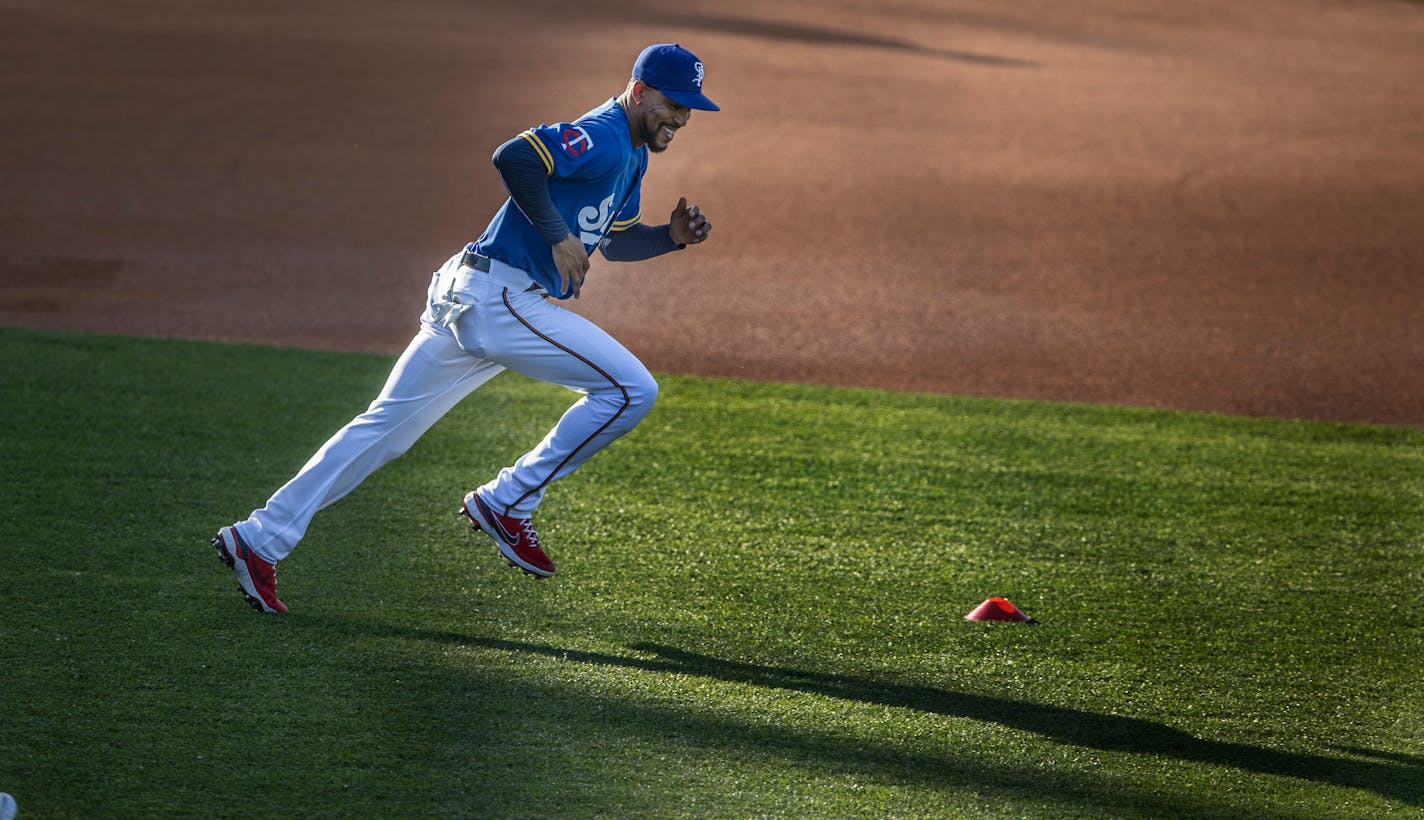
[660,125,676,141]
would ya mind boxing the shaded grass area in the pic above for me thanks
[1,326,1422,817]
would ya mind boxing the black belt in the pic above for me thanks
[460,249,492,272]
[459,248,544,293]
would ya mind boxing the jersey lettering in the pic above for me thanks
[577,193,616,247]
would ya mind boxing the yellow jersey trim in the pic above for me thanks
[519,131,554,175]
[610,211,642,231]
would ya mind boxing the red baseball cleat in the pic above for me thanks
[460,491,556,578]
[213,526,288,613]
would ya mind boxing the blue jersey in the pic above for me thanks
[473,98,648,298]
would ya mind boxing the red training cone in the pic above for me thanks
[965,597,1036,623]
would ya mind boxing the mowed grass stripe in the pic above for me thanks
[1,327,1421,818]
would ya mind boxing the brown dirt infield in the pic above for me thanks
[2,0,1422,426]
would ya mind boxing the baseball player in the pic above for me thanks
[213,43,719,612]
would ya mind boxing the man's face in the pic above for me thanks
[640,87,692,153]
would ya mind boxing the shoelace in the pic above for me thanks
[520,519,541,548]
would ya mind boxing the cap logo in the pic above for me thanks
[693,61,704,88]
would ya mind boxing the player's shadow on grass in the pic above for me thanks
[469,637,1421,808]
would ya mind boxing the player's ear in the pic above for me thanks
[630,80,648,106]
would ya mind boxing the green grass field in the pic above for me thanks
[2,326,1422,818]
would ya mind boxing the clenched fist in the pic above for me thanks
[669,196,712,246]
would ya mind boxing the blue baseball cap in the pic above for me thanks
[632,43,720,111]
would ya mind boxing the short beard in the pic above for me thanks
[644,113,669,153]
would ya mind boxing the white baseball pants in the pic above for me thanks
[233,249,658,563]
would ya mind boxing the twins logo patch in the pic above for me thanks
[562,125,593,157]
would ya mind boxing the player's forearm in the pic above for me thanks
[598,222,682,261]
[491,136,571,245]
